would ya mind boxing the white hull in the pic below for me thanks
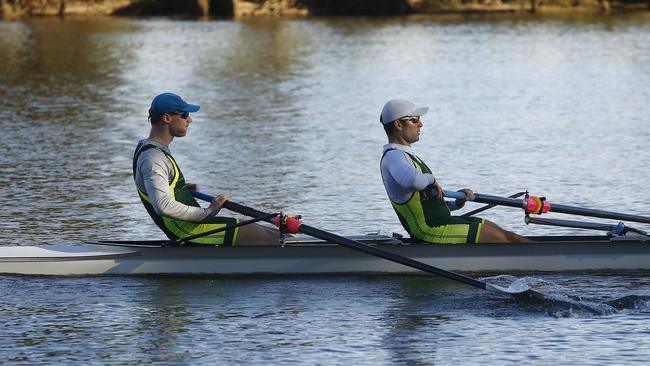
[1,235,649,276]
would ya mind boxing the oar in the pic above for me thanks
[526,216,649,236]
[461,191,527,218]
[191,190,538,297]
[443,190,650,224]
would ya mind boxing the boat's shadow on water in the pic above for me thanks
[483,274,650,317]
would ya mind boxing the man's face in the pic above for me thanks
[396,116,422,144]
[166,112,192,137]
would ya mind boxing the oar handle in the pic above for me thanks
[443,190,530,209]
[461,191,528,218]
[191,190,277,224]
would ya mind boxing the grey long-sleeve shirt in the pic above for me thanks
[134,139,212,222]
[381,143,458,210]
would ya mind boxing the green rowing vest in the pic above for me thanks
[132,142,204,241]
[381,149,452,239]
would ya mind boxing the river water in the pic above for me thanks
[1,13,649,364]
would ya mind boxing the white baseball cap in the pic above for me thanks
[380,99,429,125]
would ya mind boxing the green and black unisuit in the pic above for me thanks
[133,143,239,246]
[381,149,483,244]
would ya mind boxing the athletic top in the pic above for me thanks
[133,139,212,222]
[380,143,458,210]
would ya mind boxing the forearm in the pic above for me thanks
[144,177,212,222]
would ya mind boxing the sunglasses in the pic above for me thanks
[398,116,420,124]
[167,111,190,119]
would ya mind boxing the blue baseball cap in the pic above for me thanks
[148,92,200,119]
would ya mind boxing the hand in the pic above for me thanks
[433,181,444,200]
[207,194,228,215]
[186,183,200,191]
[455,188,473,209]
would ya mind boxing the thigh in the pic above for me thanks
[236,223,280,246]
[476,220,510,243]
[414,217,484,244]
[180,216,239,246]
[443,216,484,244]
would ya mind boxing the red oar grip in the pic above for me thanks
[524,196,551,214]
[274,215,304,234]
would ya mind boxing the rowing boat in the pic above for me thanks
[1,234,648,276]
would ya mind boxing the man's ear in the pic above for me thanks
[393,120,402,131]
[160,113,171,125]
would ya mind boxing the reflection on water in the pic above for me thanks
[1,15,650,364]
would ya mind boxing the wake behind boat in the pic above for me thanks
[1,234,649,276]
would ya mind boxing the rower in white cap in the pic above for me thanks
[379,99,529,244]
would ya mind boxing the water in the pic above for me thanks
[1,13,650,364]
[1,275,649,364]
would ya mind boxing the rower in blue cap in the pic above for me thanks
[133,92,280,246]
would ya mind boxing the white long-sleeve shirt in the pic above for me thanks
[381,143,458,210]
[134,139,212,222]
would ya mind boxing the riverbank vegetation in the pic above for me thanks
[1,0,648,19]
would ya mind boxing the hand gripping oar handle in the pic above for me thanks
[192,191,279,224]
[443,190,650,224]
[191,190,499,292]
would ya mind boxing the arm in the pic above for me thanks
[139,153,218,222]
[384,150,435,191]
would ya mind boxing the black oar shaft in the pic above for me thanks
[295,223,487,289]
[445,190,650,224]
[526,216,617,232]
[192,191,487,290]
[546,202,650,224]
[462,191,527,217]
[223,200,276,224]
[471,193,527,209]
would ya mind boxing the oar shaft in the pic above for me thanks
[295,223,487,289]
[444,190,650,224]
[445,191,526,209]
[192,190,487,290]
[461,191,527,218]
[546,203,650,224]
[192,191,277,224]
[526,216,618,232]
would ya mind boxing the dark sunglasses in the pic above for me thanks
[167,111,190,119]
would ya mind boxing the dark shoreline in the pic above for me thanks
[1,0,648,20]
